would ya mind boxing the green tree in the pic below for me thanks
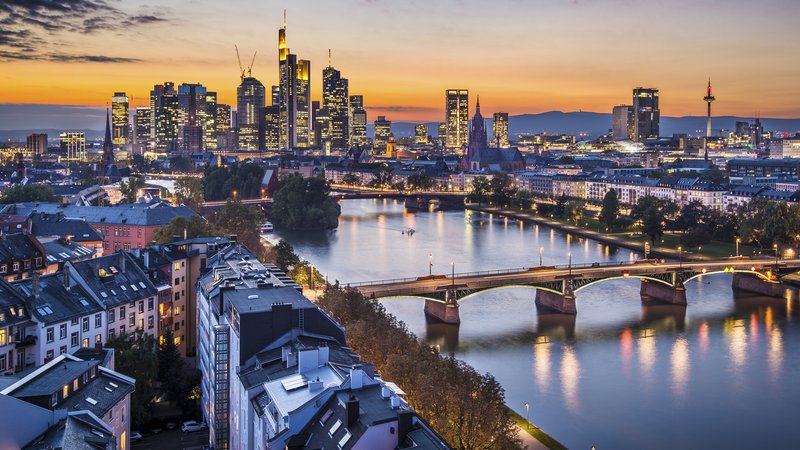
[106,330,157,429]
[341,173,361,186]
[153,216,218,244]
[599,189,620,231]
[174,176,205,209]
[270,174,339,230]
[169,155,193,173]
[509,189,534,210]
[272,240,301,272]
[213,199,269,259]
[203,163,266,201]
[631,196,679,244]
[118,176,146,204]
[367,168,393,189]
[407,172,435,191]
[0,184,61,203]
[466,176,490,205]
[489,174,513,206]
[564,199,586,224]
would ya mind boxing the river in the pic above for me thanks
[274,199,800,450]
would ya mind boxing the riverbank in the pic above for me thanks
[465,204,732,261]
[507,407,567,450]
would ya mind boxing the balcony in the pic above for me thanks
[15,335,37,348]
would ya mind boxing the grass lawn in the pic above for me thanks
[507,408,568,450]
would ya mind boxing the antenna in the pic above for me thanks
[283,9,287,28]
[247,51,257,77]
[328,48,332,67]
[235,45,245,81]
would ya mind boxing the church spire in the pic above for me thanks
[102,108,113,173]
[476,95,481,114]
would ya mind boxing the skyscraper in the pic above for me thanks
[295,59,311,149]
[59,132,85,162]
[611,105,634,141]
[373,116,392,152]
[133,107,151,149]
[215,104,231,134]
[492,112,509,148]
[445,89,469,149]
[150,82,179,152]
[437,122,447,147]
[26,133,47,157]
[314,107,332,152]
[205,92,218,150]
[111,92,130,146]
[323,53,350,150]
[632,87,660,142]
[237,77,266,150]
[258,105,281,151]
[415,124,428,145]
[178,83,208,153]
[349,95,367,148]
[277,12,310,152]
[468,97,488,151]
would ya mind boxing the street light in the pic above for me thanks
[539,247,544,267]
[568,252,572,276]
[736,237,741,257]
[524,402,530,421]
[774,243,779,266]
[678,246,683,269]
[429,254,433,276]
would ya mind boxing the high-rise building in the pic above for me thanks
[468,97,488,151]
[237,77,266,150]
[59,132,85,162]
[258,105,281,151]
[295,59,311,149]
[277,13,310,152]
[632,87,660,141]
[133,107,151,148]
[492,112,509,147]
[445,89,469,149]
[611,105,634,141]
[205,92,218,150]
[415,124,428,145]
[373,116,392,152]
[437,122,447,147]
[150,82,179,152]
[26,133,47,157]
[178,83,208,153]
[314,107,332,152]
[323,55,350,150]
[349,95,367,147]
[216,104,231,134]
[111,92,130,146]
[271,86,280,106]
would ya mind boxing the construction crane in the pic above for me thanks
[247,51,257,77]
[235,45,246,81]
[235,45,258,80]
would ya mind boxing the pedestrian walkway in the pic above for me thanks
[516,425,549,450]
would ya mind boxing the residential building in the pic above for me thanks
[0,233,46,281]
[727,158,800,179]
[0,279,35,374]
[30,212,104,256]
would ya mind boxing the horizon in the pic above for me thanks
[1,0,799,126]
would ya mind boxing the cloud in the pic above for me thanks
[0,0,165,63]
[368,105,440,113]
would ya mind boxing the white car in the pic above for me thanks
[130,431,143,442]
[259,222,274,233]
[181,421,207,433]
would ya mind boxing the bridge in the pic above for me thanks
[346,258,800,324]
[200,189,465,210]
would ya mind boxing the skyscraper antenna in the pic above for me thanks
[328,48,332,67]
[283,9,286,28]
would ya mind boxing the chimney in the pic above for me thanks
[120,253,126,273]
[349,366,363,390]
[308,377,323,393]
[345,395,359,429]
[32,271,40,299]
[397,410,414,444]
[143,250,150,269]
[63,265,71,291]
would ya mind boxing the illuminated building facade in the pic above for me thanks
[258,105,281,151]
[178,83,208,153]
[111,92,130,146]
[133,107,151,148]
[205,92,218,150]
[446,89,469,149]
[277,14,310,152]
[373,116,392,152]
[237,77,266,150]
[493,112,509,147]
[150,82,179,152]
[612,105,634,141]
[59,131,86,162]
[216,104,231,134]
[323,59,349,150]
[349,95,367,148]
[314,107,332,153]
[295,59,311,150]
[468,97,488,151]
[438,122,447,146]
[26,133,47,157]
[632,87,660,142]
[415,124,428,144]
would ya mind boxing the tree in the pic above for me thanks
[673,200,707,234]
[203,163,266,201]
[341,173,361,186]
[564,199,585,224]
[118,176,146,204]
[154,216,217,244]
[174,176,204,209]
[466,176,490,205]
[169,155,193,173]
[489,174,513,206]
[270,174,339,230]
[407,172,435,191]
[0,184,61,203]
[367,168,393,189]
[213,199,269,259]
[106,330,157,429]
[509,189,534,210]
[272,240,301,272]
[599,189,620,231]
[631,196,679,244]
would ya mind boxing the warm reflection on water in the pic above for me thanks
[277,200,800,450]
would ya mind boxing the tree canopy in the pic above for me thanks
[203,163,265,201]
[174,176,204,210]
[631,196,679,244]
[153,216,218,244]
[0,183,61,203]
[106,330,157,429]
[599,189,620,231]
[270,174,339,230]
[118,176,146,204]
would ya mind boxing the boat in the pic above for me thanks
[259,222,274,233]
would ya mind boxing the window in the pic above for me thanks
[119,306,125,317]
[0,329,5,346]
[59,324,66,339]
[0,265,6,273]
[81,338,89,348]
[82,317,89,332]
[46,349,54,360]
[95,314,102,329]
[128,313,135,327]
[138,301,144,314]
[137,319,143,330]
[73,378,78,391]
[95,334,101,344]
[174,263,180,271]
[148,316,154,329]
[174,277,180,286]
[24,260,30,269]
[174,292,180,301]
[46,327,54,343]
[71,332,78,347]
[174,335,181,345]
[148,298,154,311]
[59,345,66,355]
[120,325,126,335]
[0,354,5,371]
[174,322,180,331]
[71,317,78,325]
[13,262,19,271]
[174,305,182,315]
[108,328,115,339]
[108,309,115,323]
[62,384,69,399]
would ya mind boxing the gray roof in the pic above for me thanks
[8,202,199,227]
[60,370,135,418]
[0,233,42,263]
[40,239,95,265]
[13,274,101,326]
[0,278,31,328]
[11,360,101,398]
[24,411,115,450]
[30,213,103,242]
[69,252,158,307]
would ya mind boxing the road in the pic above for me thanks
[132,429,208,450]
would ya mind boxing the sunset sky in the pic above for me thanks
[1,0,799,128]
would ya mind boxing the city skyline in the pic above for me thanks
[1,0,799,128]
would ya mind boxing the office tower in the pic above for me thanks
[415,124,428,144]
[314,107,332,152]
[111,92,130,145]
[59,132,85,162]
[323,54,350,150]
[295,59,311,149]
[445,89,469,149]
[150,82,179,152]
[373,116,392,152]
[493,112,509,147]
[438,122,447,146]
[258,106,281,151]
[26,133,47,157]
[271,86,280,106]
[277,13,310,152]
[133,107,151,147]
[205,92,218,150]
[178,83,208,153]
[468,97,488,150]
[611,105,634,141]
[632,87,660,142]
[215,104,231,134]
[349,95,367,147]
[237,77,266,150]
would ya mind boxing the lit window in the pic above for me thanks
[63,384,69,398]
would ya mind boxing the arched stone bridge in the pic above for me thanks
[346,258,800,324]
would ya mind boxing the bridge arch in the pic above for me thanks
[683,269,772,284]
[572,274,674,292]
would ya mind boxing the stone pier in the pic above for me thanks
[732,272,785,298]
[535,289,577,315]
[423,300,461,324]
[640,279,687,305]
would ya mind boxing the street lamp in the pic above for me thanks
[678,246,683,269]
[451,262,455,288]
[568,252,572,276]
[774,243,779,266]
[429,254,433,276]
[539,247,544,267]
[524,402,530,421]
[736,237,741,257]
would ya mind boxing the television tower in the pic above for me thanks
[704,78,715,138]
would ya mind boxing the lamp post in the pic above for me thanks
[678,246,683,269]
[451,262,455,288]
[429,254,433,276]
[539,247,544,267]
[736,237,741,257]
[524,402,530,421]
[774,243,779,266]
[568,252,572,276]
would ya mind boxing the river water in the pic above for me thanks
[274,199,800,450]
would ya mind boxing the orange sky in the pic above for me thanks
[1,0,799,123]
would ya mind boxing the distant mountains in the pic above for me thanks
[3,112,799,143]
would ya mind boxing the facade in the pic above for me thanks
[492,112,509,147]
[373,116,392,153]
[728,158,800,179]
[415,124,429,145]
[133,107,151,150]
[177,83,209,153]
[0,233,46,282]
[111,92,130,146]
[467,97,488,151]
[258,106,281,151]
[59,132,86,162]
[26,134,47,158]
[632,87,660,141]
[612,105,634,141]
[295,59,312,150]
[349,95,367,148]
[150,82,179,153]
[0,279,35,374]
[237,77,267,151]
[323,63,350,150]
[445,89,469,149]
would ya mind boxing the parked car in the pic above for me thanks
[150,426,163,434]
[181,420,208,433]
[165,421,178,430]
[130,431,143,442]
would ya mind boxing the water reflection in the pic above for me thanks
[670,336,690,398]
[640,301,686,332]
[537,313,576,340]
[636,331,656,386]
[533,342,551,394]
[619,328,634,378]
[560,344,581,413]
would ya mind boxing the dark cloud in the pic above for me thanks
[0,0,164,63]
